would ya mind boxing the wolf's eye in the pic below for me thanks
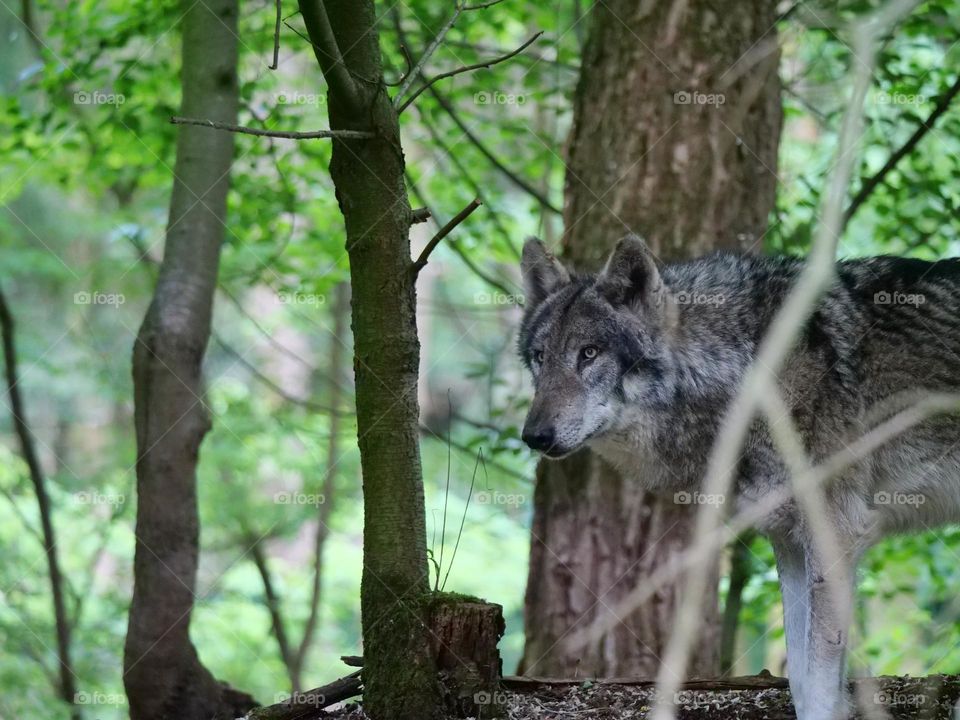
[533,350,544,364]
[581,346,599,362]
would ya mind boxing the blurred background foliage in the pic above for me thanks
[1,0,959,717]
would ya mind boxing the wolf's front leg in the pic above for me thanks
[803,536,856,720]
[772,537,808,718]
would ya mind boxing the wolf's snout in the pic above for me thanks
[521,424,555,453]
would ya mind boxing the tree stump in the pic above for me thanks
[427,595,506,718]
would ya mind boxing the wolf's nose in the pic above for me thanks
[522,426,555,452]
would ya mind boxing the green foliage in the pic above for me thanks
[2,1,960,716]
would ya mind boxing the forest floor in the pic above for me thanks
[321,674,960,719]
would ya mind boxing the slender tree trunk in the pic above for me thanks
[0,288,79,720]
[123,1,254,718]
[298,2,440,717]
[520,0,781,678]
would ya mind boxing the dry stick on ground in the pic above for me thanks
[649,11,900,717]
[398,31,544,112]
[243,670,363,720]
[0,288,79,720]
[170,116,374,140]
[412,197,482,273]
[843,74,960,229]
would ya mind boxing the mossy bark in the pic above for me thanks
[301,1,440,717]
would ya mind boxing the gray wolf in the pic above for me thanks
[518,235,960,720]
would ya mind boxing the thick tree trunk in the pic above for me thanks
[520,0,781,678]
[299,2,441,717]
[123,1,254,718]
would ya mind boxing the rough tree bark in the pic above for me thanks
[122,1,254,718]
[520,0,782,678]
[298,1,441,717]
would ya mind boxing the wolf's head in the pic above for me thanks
[518,235,675,458]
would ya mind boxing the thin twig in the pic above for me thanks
[385,44,414,87]
[399,31,544,113]
[412,198,482,273]
[171,116,374,140]
[393,4,465,105]
[268,0,282,69]
[843,74,960,229]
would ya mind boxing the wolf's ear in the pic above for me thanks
[521,238,570,308]
[597,234,664,312]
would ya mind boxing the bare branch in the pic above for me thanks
[250,541,297,686]
[0,287,78,718]
[843,74,960,229]
[385,44,414,87]
[405,172,521,295]
[297,0,362,115]
[411,206,432,224]
[398,31,544,113]
[412,197,482,273]
[170,116,374,139]
[393,3,465,106]
[268,0,282,70]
